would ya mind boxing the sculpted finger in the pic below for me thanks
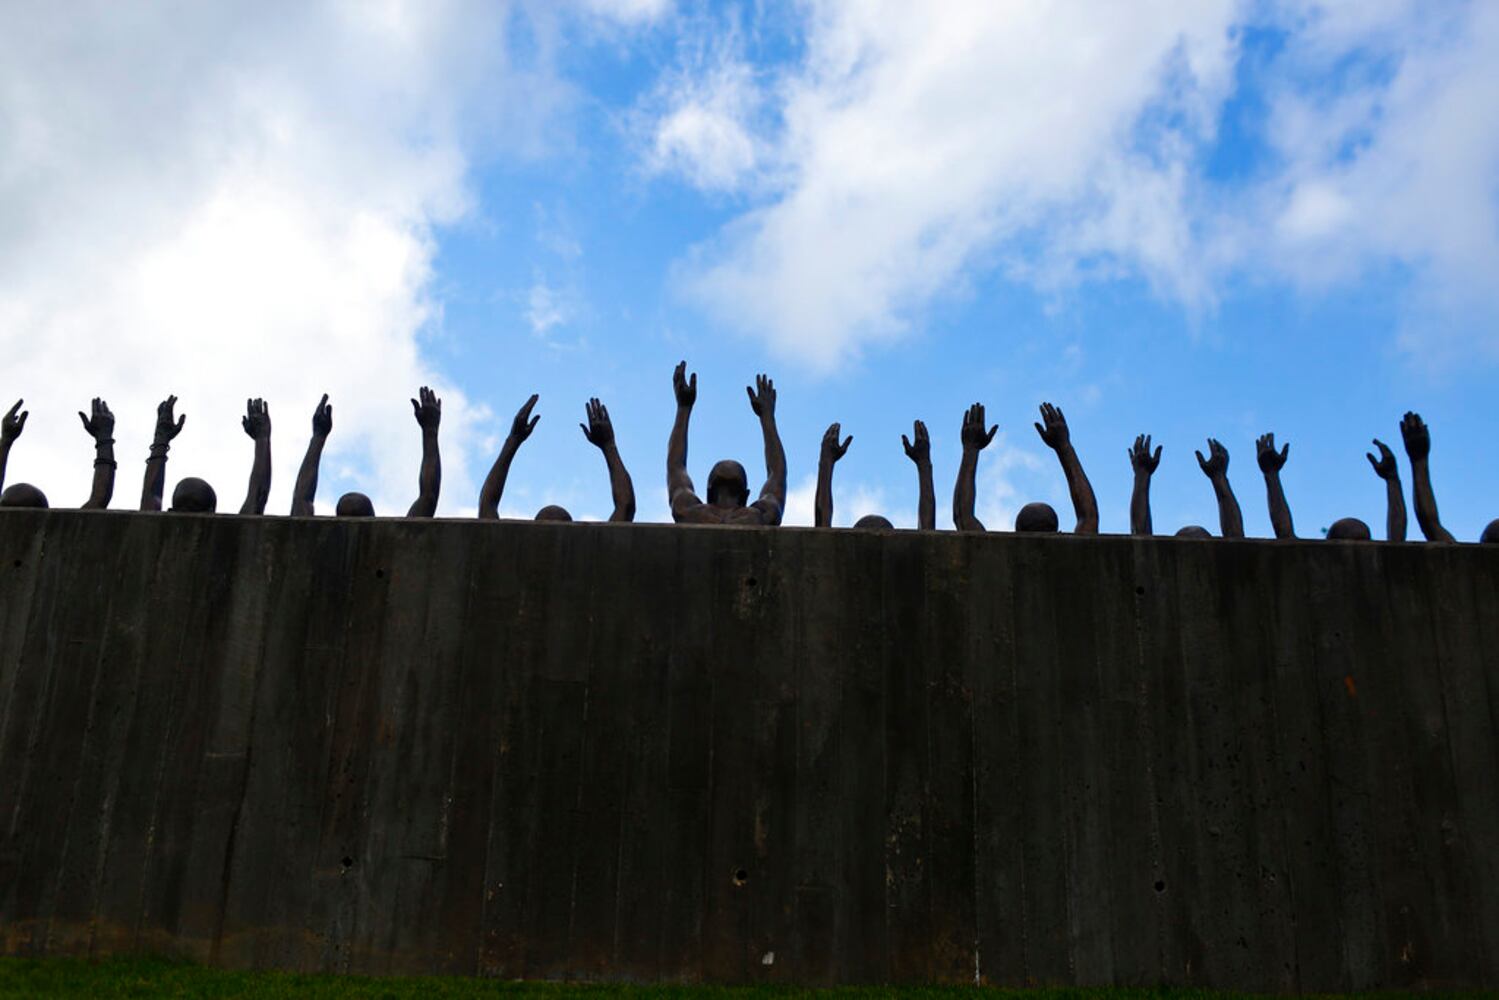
[1034,421,1045,438]
[1153,445,1162,463]
[986,424,998,445]
[5,400,20,419]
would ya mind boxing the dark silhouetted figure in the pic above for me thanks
[0,399,25,494]
[814,422,852,528]
[1400,411,1455,542]
[478,394,539,520]
[0,483,47,508]
[953,403,997,531]
[1195,438,1244,538]
[1176,525,1212,538]
[855,514,894,531]
[1327,517,1371,540]
[1128,433,1161,535]
[535,505,572,521]
[667,362,786,525]
[291,394,332,516]
[1256,432,1294,538]
[140,395,186,512]
[78,398,116,509]
[239,398,271,515]
[408,386,441,517]
[901,419,936,531]
[580,397,635,522]
[1365,438,1407,542]
[172,477,217,513]
[1035,402,1098,533]
[336,492,374,517]
[1481,519,1499,544]
[1015,502,1059,533]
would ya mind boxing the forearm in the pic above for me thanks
[1129,472,1152,536]
[1212,477,1244,538]
[916,461,935,531]
[478,439,518,519]
[602,445,635,522]
[953,449,983,531]
[666,406,692,495]
[240,440,271,515]
[759,416,787,507]
[140,446,168,511]
[1058,447,1098,534]
[409,430,440,517]
[1384,477,1407,542]
[1263,473,1295,539]
[0,441,11,492]
[291,437,325,516]
[814,458,834,528]
[1410,461,1453,542]
[83,439,116,510]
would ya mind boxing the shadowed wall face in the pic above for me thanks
[0,509,1496,991]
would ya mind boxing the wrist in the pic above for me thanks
[148,443,169,457]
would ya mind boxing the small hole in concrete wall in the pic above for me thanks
[1135,585,1145,596]
[342,856,354,869]
[745,577,757,588]
[1154,880,1166,893]
[732,868,749,886]
[375,569,385,579]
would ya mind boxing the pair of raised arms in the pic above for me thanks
[1,396,123,511]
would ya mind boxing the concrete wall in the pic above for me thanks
[0,508,1495,990]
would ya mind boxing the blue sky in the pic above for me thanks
[2,1,1496,538]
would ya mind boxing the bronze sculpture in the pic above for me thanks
[579,397,635,522]
[1128,433,1161,535]
[1400,412,1455,542]
[239,398,271,515]
[1195,438,1244,538]
[0,399,26,496]
[901,419,935,531]
[407,386,442,518]
[478,394,539,520]
[1327,517,1371,540]
[1482,520,1499,544]
[952,403,996,531]
[1014,502,1059,533]
[1365,439,1407,542]
[1256,433,1294,538]
[814,422,852,528]
[1034,402,1098,534]
[291,394,332,516]
[667,362,786,525]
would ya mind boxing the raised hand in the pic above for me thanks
[902,419,930,464]
[411,386,441,431]
[1129,433,1161,475]
[1034,402,1070,450]
[580,397,614,449]
[820,422,852,463]
[1400,411,1431,460]
[2,400,27,444]
[240,398,270,440]
[79,398,115,443]
[1256,432,1289,473]
[673,361,697,408]
[746,373,776,419]
[510,393,540,443]
[1196,438,1230,478]
[311,394,332,438]
[153,395,185,445]
[961,403,998,451]
[1366,439,1398,480]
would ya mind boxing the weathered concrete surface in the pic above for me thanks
[0,508,1495,989]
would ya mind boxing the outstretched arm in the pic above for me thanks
[1400,412,1455,542]
[581,397,635,522]
[407,386,442,517]
[666,361,700,518]
[238,398,272,515]
[79,398,116,509]
[747,374,787,524]
[1366,439,1406,542]
[814,422,851,528]
[0,399,27,494]
[1195,438,1243,538]
[140,395,184,511]
[291,394,332,516]
[953,403,997,532]
[1128,434,1161,535]
[1034,402,1098,534]
[478,394,539,519]
[1256,433,1295,539]
[902,420,935,531]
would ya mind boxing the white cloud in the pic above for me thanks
[0,1,570,514]
[574,0,672,26]
[526,279,575,337]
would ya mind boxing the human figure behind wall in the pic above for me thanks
[138,395,216,512]
[902,419,936,531]
[1365,438,1407,542]
[0,399,26,496]
[1400,411,1455,543]
[1128,434,1161,535]
[1033,402,1098,534]
[239,398,271,515]
[813,422,852,528]
[1195,438,1244,538]
[0,397,119,510]
[667,362,786,526]
[290,388,441,518]
[529,398,638,523]
[1256,432,1294,539]
[952,402,996,531]
[478,393,539,519]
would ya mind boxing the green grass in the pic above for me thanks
[0,956,1491,999]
